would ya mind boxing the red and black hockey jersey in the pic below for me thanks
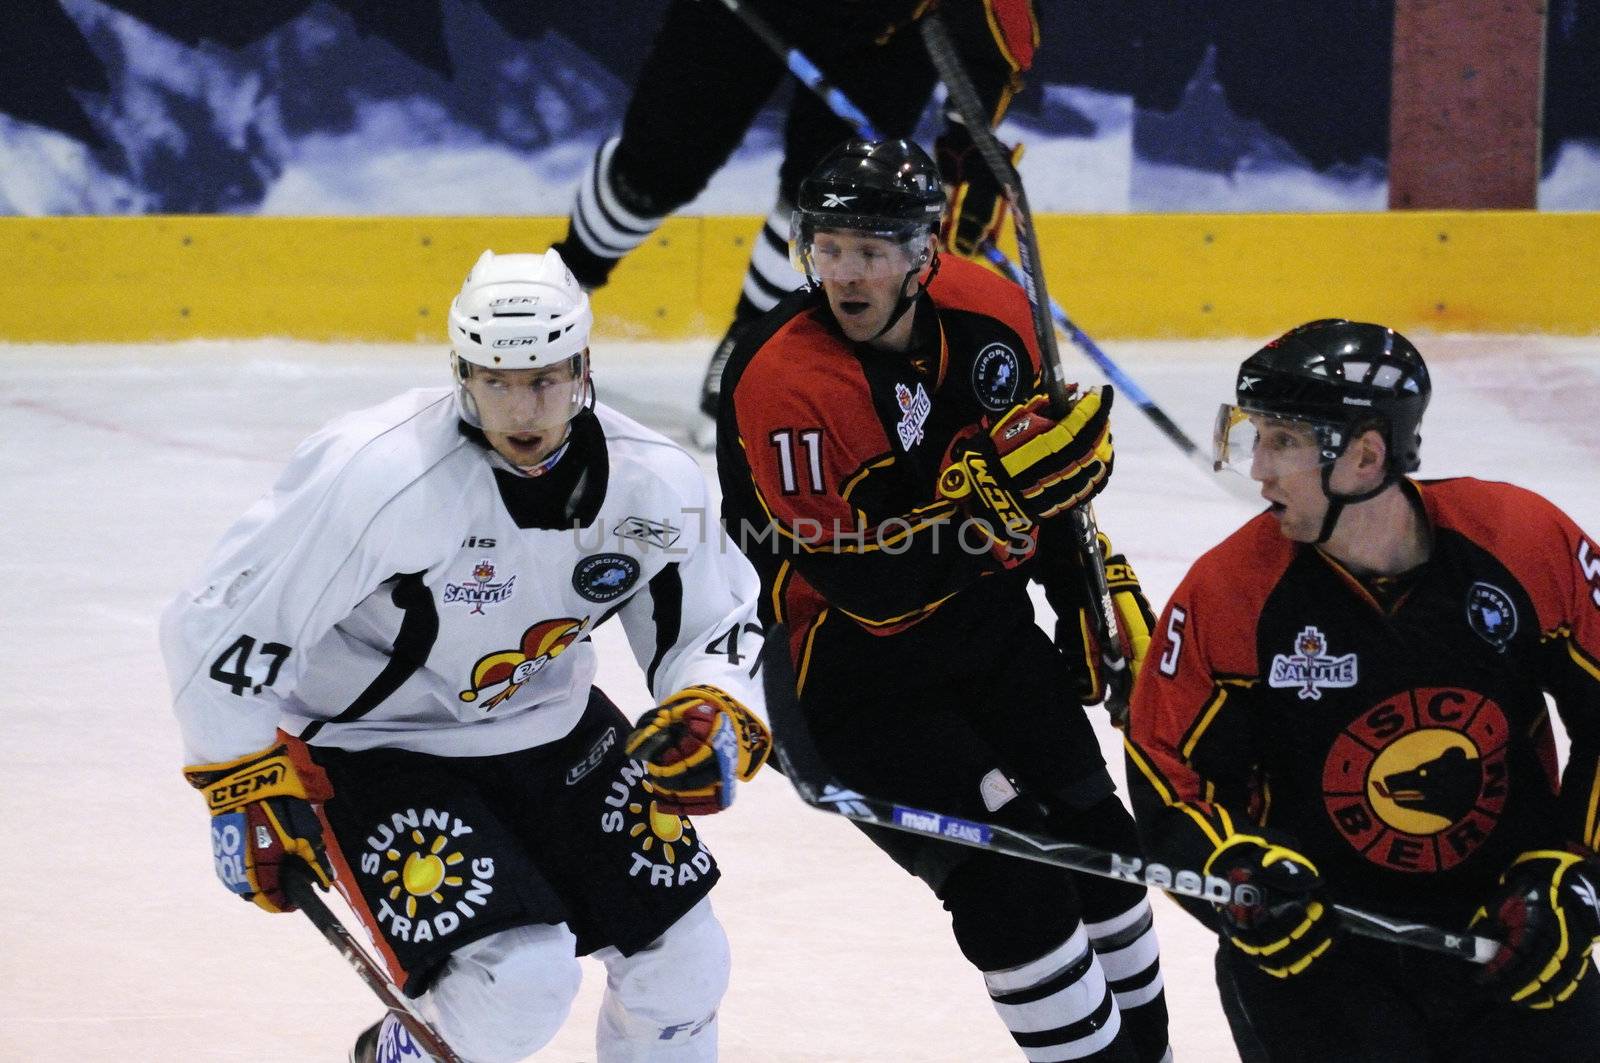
[1127,477,1600,927]
[716,256,1052,694]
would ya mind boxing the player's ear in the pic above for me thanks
[1354,427,1389,486]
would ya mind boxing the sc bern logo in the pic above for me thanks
[573,553,641,603]
[971,343,1021,412]
[1321,687,1509,873]
[1466,581,1518,651]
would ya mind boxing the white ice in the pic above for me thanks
[3,333,1598,1062]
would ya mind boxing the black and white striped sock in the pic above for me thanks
[983,923,1126,1061]
[737,200,804,314]
[1087,899,1171,1063]
[565,136,664,287]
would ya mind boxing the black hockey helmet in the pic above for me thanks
[792,137,945,248]
[1234,319,1431,474]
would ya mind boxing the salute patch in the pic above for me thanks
[1268,626,1357,700]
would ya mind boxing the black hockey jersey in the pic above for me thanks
[1127,477,1600,927]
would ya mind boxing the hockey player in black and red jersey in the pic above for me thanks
[718,136,1172,1061]
[161,248,771,1063]
[552,0,1039,445]
[1126,320,1600,1061]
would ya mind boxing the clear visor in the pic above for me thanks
[791,216,927,283]
[454,351,588,435]
[1213,404,1343,477]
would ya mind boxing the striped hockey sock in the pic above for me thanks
[561,136,666,289]
[1086,899,1171,1063]
[737,199,805,314]
[983,923,1127,1061]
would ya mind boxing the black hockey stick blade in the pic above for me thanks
[283,863,466,1063]
[761,632,1497,965]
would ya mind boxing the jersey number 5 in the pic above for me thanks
[770,429,824,495]
[1158,606,1187,677]
[1579,540,1600,608]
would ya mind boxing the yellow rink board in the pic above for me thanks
[1,212,1596,343]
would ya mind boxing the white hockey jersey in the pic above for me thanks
[162,390,765,763]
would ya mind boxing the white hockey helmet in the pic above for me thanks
[448,248,592,368]
[448,249,593,439]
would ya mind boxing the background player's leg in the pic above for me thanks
[555,0,783,290]
[694,19,940,433]
[1058,797,1172,1063]
[591,897,729,1062]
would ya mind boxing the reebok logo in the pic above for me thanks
[820,193,856,208]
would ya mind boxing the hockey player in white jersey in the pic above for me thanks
[161,248,772,1063]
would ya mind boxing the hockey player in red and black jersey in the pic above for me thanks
[1126,320,1600,1061]
[718,137,1172,1061]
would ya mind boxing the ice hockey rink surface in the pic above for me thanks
[4,333,1598,1062]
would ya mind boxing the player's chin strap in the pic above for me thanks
[866,247,941,345]
[1314,464,1398,543]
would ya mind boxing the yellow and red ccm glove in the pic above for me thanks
[184,741,334,913]
[626,686,772,816]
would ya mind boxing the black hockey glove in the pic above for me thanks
[934,114,1022,257]
[1472,849,1600,1008]
[1206,831,1336,979]
[1041,533,1153,725]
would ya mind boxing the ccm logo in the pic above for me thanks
[207,763,286,808]
[491,336,540,348]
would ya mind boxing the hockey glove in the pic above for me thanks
[935,116,1022,258]
[1471,849,1600,1009]
[184,741,335,914]
[939,386,1114,537]
[1206,832,1336,979]
[626,685,772,816]
[1042,533,1154,724]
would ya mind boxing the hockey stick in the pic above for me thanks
[283,864,466,1063]
[918,9,1131,720]
[762,656,1499,965]
[702,0,1224,490]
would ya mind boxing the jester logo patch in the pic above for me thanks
[458,618,586,709]
[1322,687,1509,873]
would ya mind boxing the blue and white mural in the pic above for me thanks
[2,0,1595,216]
